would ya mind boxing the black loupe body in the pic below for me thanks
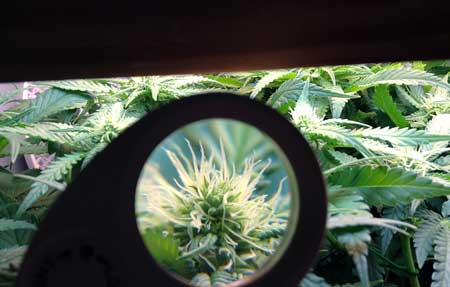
[16,93,327,287]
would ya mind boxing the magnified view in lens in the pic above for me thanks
[135,118,298,286]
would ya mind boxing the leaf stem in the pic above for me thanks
[323,155,395,175]
[326,231,344,250]
[369,246,417,275]
[328,233,420,279]
[400,234,420,287]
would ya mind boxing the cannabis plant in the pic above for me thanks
[1,60,450,287]
[137,139,287,285]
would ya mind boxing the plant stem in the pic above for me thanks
[369,246,417,275]
[327,232,419,285]
[400,234,420,287]
[326,231,344,250]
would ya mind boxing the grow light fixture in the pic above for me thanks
[16,93,327,287]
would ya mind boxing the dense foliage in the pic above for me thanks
[1,60,450,286]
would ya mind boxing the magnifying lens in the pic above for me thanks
[16,93,327,287]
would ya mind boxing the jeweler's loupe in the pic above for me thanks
[17,93,327,287]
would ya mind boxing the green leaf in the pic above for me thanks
[442,201,450,218]
[0,123,89,149]
[142,228,191,277]
[432,224,450,287]
[0,219,36,232]
[328,187,369,216]
[0,134,22,164]
[83,102,141,135]
[168,75,217,88]
[268,78,357,108]
[347,68,450,92]
[210,271,236,287]
[328,215,414,235]
[422,114,450,152]
[432,173,450,183]
[0,168,38,198]
[0,142,47,158]
[23,88,90,123]
[333,65,373,81]
[0,245,27,286]
[124,88,147,108]
[0,137,7,153]
[250,71,291,99]
[395,86,424,109]
[179,234,218,260]
[205,75,243,88]
[330,97,349,119]
[299,272,330,287]
[380,206,407,253]
[352,127,450,147]
[16,152,86,216]
[0,89,20,106]
[328,150,358,165]
[36,80,114,93]
[373,85,408,128]
[353,252,369,287]
[414,210,443,268]
[328,166,450,206]
[191,271,238,287]
[0,194,36,252]
[252,224,286,239]
[0,246,27,269]
[336,231,371,287]
[311,125,374,157]
[191,273,211,287]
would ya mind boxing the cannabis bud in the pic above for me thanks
[137,140,288,285]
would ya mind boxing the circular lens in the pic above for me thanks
[135,118,298,286]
